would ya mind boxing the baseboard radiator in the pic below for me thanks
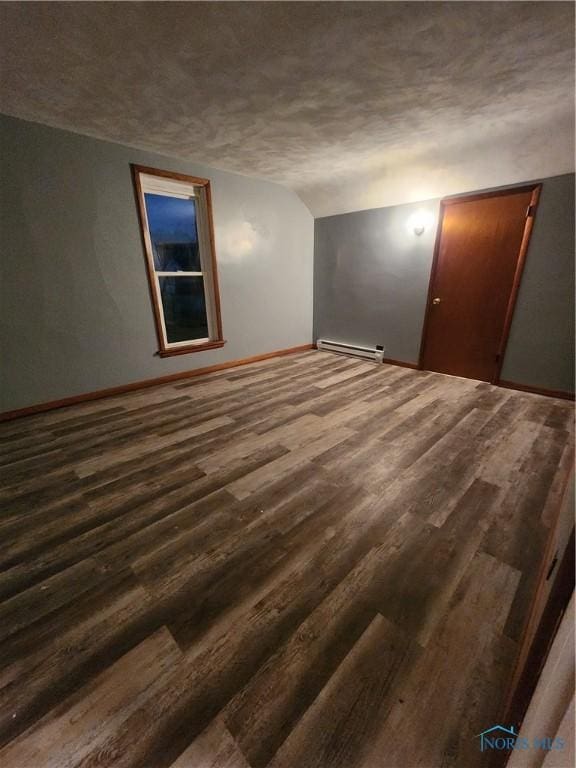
[317,339,384,363]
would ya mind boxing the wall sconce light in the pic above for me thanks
[408,209,434,236]
[414,222,425,236]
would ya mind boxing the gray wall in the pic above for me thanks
[0,115,314,412]
[500,174,575,392]
[314,174,575,393]
[314,199,439,363]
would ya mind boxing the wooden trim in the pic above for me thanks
[491,461,574,768]
[311,344,420,370]
[131,164,166,353]
[494,184,541,382]
[417,199,446,370]
[441,183,541,206]
[388,356,573,401]
[157,340,226,358]
[486,447,575,768]
[130,164,212,188]
[500,464,574,726]
[203,179,224,342]
[130,164,225,356]
[0,344,314,422]
[498,379,575,401]
[382,357,419,370]
[495,530,575,768]
[418,183,542,384]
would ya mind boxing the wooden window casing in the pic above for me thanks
[131,164,225,357]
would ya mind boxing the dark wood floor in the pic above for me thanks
[0,351,573,768]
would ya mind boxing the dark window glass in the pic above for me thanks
[144,193,201,272]
[158,276,208,343]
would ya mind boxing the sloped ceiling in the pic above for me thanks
[0,1,574,217]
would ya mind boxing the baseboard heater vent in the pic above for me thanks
[317,339,384,363]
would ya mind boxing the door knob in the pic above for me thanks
[432,297,441,305]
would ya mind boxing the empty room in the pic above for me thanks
[0,2,575,767]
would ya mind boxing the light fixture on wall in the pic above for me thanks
[408,209,434,236]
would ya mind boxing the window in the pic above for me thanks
[131,165,224,356]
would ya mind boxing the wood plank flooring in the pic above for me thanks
[0,351,573,768]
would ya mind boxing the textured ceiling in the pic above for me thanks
[0,1,574,216]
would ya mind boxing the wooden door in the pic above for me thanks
[420,185,540,382]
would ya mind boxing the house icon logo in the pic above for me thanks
[476,725,517,752]
[476,724,565,753]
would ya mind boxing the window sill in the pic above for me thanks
[157,340,226,358]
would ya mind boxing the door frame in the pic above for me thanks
[494,465,574,768]
[417,183,542,384]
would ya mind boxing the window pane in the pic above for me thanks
[144,193,201,272]
[158,276,209,343]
